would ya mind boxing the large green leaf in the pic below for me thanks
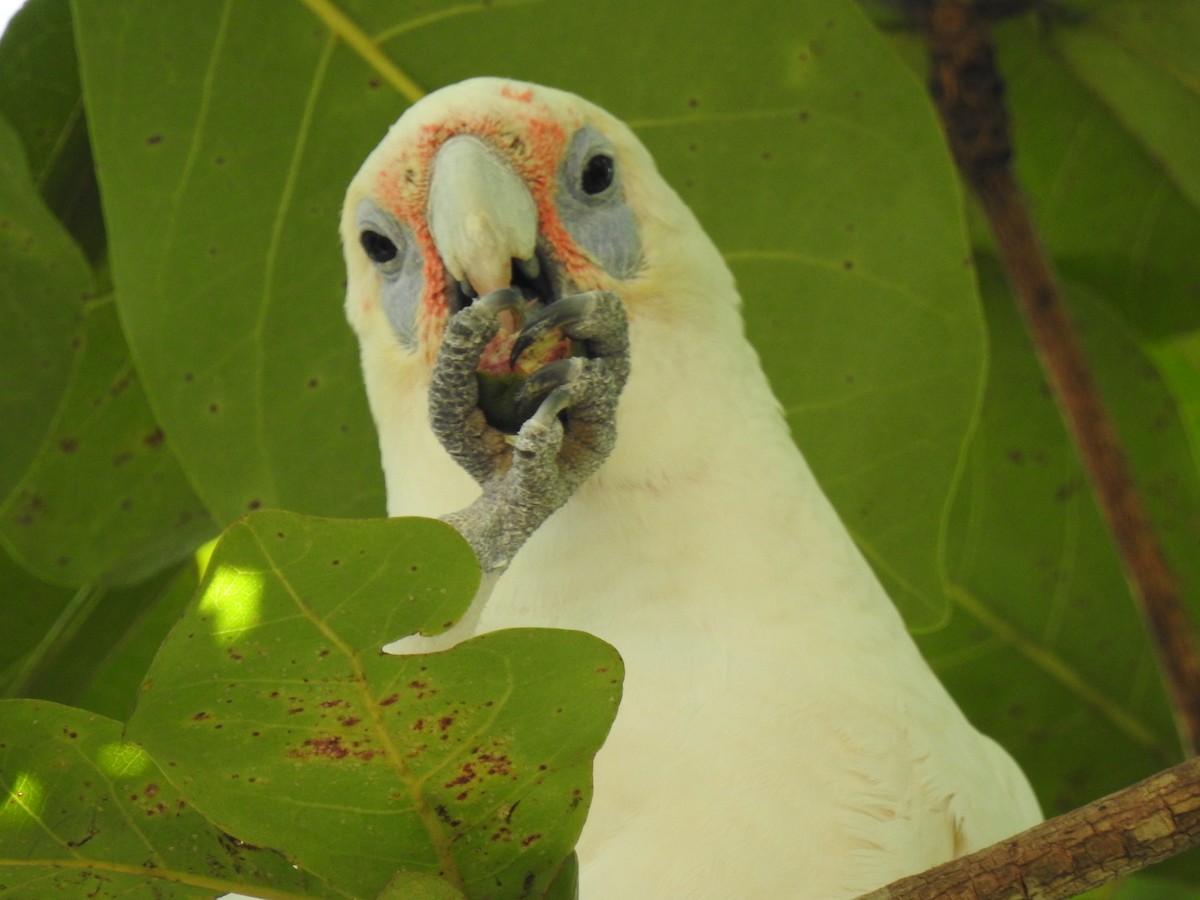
[1051,1,1200,213]
[0,0,105,265]
[0,113,87,504]
[0,547,74,696]
[129,511,620,899]
[73,1,394,525]
[929,259,1200,886]
[0,698,345,898]
[993,10,1200,339]
[73,0,984,631]
[6,558,203,722]
[0,0,213,593]
[0,297,215,587]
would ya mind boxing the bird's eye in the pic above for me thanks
[360,230,398,263]
[581,153,615,196]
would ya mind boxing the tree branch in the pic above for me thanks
[857,755,1200,899]
[919,0,1200,757]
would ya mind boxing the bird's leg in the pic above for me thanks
[432,289,629,575]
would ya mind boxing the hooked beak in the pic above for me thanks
[427,135,539,298]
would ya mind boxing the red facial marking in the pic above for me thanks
[500,85,534,103]
[372,88,599,364]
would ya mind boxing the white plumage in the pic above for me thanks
[342,77,1040,897]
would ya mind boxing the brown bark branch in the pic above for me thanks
[919,0,1200,757]
[857,756,1200,899]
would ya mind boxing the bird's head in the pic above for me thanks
[342,78,743,507]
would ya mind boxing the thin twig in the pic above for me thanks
[921,0,1200,757]
[857,755,1200,899]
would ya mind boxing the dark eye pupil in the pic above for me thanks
[581,154,615,195]
[360,230,398,263]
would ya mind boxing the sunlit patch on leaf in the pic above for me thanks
[199,563,265,645]
[95,740,151,778]
[0,771,43,826]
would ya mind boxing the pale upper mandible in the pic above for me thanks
[427,135,538,296]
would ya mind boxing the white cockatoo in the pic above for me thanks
[341,77,1041,898]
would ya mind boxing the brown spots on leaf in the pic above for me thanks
[144,784,159,797]
[433,804,462,828]
[112,450,133,467]
[409,679,437,699]
[192,712,210,721]
[339,716,361,727]
[379,693,400,707]
[319,698,346,708]
[286,707,304,715]
[443,749,515,794]
[15,492,44,526]
[109,375,131,397]
[146,134,164,146]
[143,428,165,449]
[59,437,79,454]
[521,833,542,847]
[247,499,262,510]
[1054,480,1080,503]
[292,736,349,759]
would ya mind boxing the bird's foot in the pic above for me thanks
[431,288,629,574]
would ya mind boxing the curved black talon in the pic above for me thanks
[510,292,597,367]
[474,286,524,315]
[512,358,583,424]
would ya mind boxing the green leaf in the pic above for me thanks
[0,698,345,898]
[1052,1,1200,213]
[0,546,74,696]
[0,113,88,504]
[1149,331,1200,471]
[0,0,105,265]
[73,0,392,525]
[71,560,203,721]
[932,258,1200,835]
[7,559,203,721]
[991,13,1200,338]
[0,297,215,587]
[128,511,620,899]
[376,869,465,900]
